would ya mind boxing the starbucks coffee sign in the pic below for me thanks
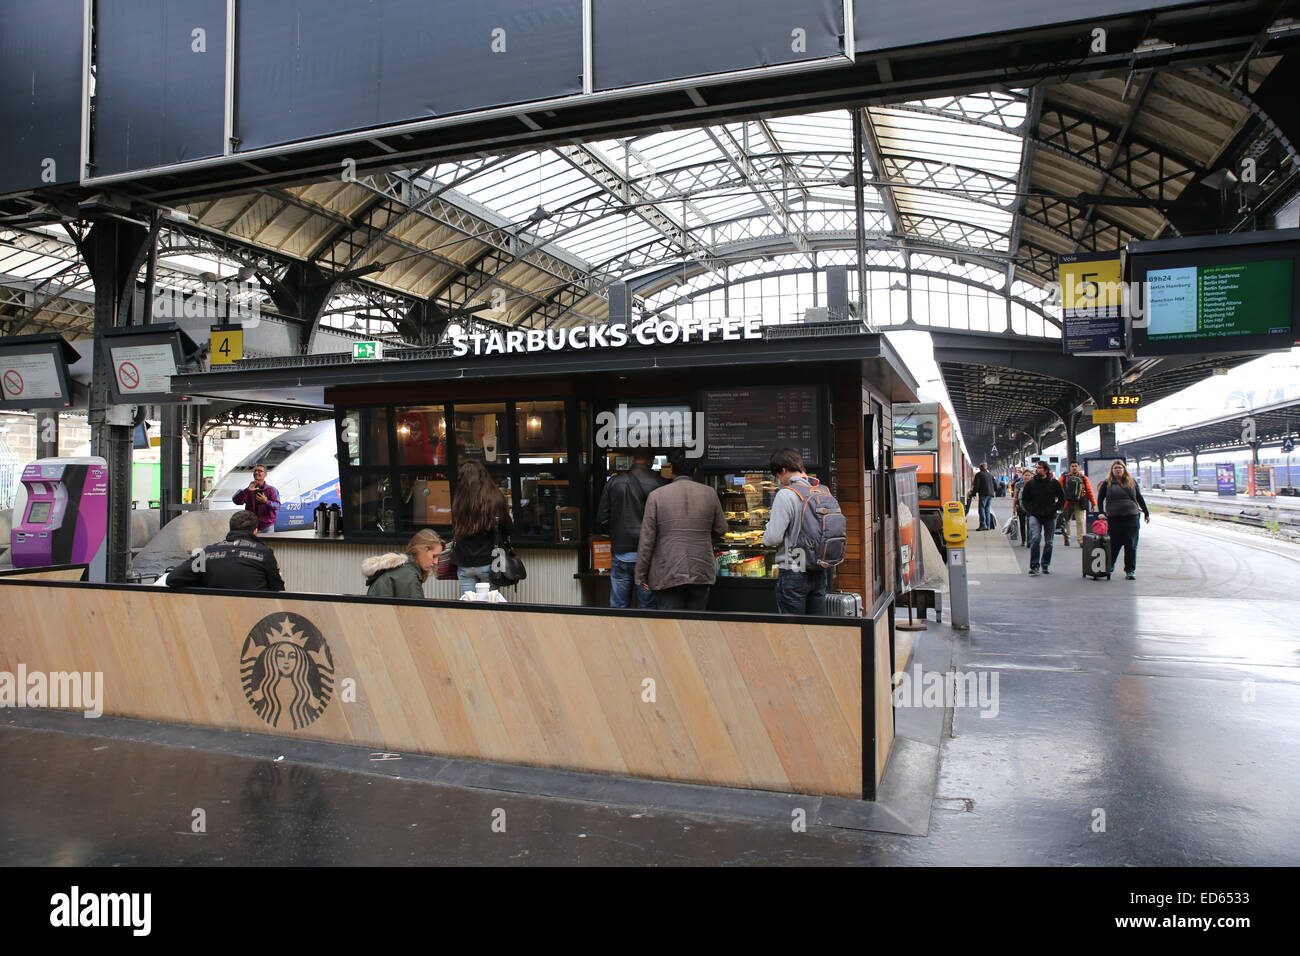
[450,316,763,358]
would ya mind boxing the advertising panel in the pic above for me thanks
[894,465,923,594]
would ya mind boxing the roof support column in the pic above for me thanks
[83,219,150,583]
[852,107,870,329]
[1191,446,1199,494]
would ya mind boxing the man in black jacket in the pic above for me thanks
[596,449,662,608]
[1019,460,1066,576]
[167,510,285,591]
[972,463,998,530]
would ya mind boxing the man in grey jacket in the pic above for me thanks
[635,449,727,611]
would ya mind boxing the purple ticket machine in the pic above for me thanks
[11,457,108,580]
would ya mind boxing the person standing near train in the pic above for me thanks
[1096,459,1150,580]
[233,464,280,532]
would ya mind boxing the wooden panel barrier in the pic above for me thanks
[0,582,894,798]
[0,565,87,582]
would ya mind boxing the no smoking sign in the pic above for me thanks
[117,361,140,390]
[2,369,23,396]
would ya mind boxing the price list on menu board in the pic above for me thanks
[703,386,819,467]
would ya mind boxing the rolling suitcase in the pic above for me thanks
[1082,533,1111,579]
[825,592,864,616]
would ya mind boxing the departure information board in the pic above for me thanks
[702,385,820,468]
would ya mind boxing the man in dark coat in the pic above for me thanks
[167,510,285,591]
[1018,460,1066,575]
[971,463,998,530]
[596,448,663,608]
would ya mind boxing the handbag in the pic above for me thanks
[489,517,527,588]
[435,540,458,581]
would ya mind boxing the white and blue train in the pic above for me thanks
[201,420,341,530]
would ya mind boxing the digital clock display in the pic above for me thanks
[1108,395,1142,407]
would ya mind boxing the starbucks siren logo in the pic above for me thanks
[240,613,334,730]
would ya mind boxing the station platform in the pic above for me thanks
[2,498,1298,866]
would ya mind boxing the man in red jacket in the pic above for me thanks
[1058,460,1096,546]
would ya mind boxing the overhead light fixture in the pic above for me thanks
[890,280,907,292]
[527,206,552,224]
[1200,168,1238,191]
[837,172,857,187]
[235,264,258,281]
[525,402,542,439]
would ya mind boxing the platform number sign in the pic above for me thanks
[1284,436,1295,455]
[210,325,243,366]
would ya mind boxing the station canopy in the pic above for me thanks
[1,43,1295,455]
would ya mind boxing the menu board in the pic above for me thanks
[702,386,820,468]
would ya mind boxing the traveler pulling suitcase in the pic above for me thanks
[825,592,864,616]
[1082,533,1111,579]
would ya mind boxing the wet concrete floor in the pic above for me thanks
[2,500,1297,865]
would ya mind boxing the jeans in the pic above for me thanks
[1108,514,1141,573]
[978,495,993,529]
[774,567,828,615]
[653,584,709,610]
[1028,515,1055,570]
[610,557,656,609]
[457,564,492,595]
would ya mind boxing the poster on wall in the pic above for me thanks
[894,465,923,594]
[1216,463,1237,497]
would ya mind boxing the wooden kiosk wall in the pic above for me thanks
[0,580,895,799]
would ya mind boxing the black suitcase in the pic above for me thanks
[824,592,864,616]
[1082,533,1111,579]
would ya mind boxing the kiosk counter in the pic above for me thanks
[0,324,918,801]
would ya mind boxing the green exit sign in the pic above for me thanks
[353,341,384,361]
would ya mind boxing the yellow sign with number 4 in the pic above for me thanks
[210,326,243,366]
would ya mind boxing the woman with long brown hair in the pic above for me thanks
[1096,458,1150,580]
[451,460,512,595]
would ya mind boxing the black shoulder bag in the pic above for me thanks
[489,516,527,588]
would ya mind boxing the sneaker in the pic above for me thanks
[1029,568,1039,575]
[1042,567,1051,574]
[1126,571,1135,580]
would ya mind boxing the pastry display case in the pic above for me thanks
[706,472,780,578]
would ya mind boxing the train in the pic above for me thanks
[200,420,342,530]
[1139,457,1299,496]
[893,402,973,553]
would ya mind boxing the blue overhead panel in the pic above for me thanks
[93,0,227,176]
[0,0,84,196]
[235,0,583,152]
[855,0,1195,51]
[593,0,845,91]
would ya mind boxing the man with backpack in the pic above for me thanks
[1057,460,1097,547]
[596,448,663,608]
[763,448,846,615]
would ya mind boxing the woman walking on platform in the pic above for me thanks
[1096,459,1150,580]
[451,460,513,596]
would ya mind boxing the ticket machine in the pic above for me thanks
[11,457,108,580]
